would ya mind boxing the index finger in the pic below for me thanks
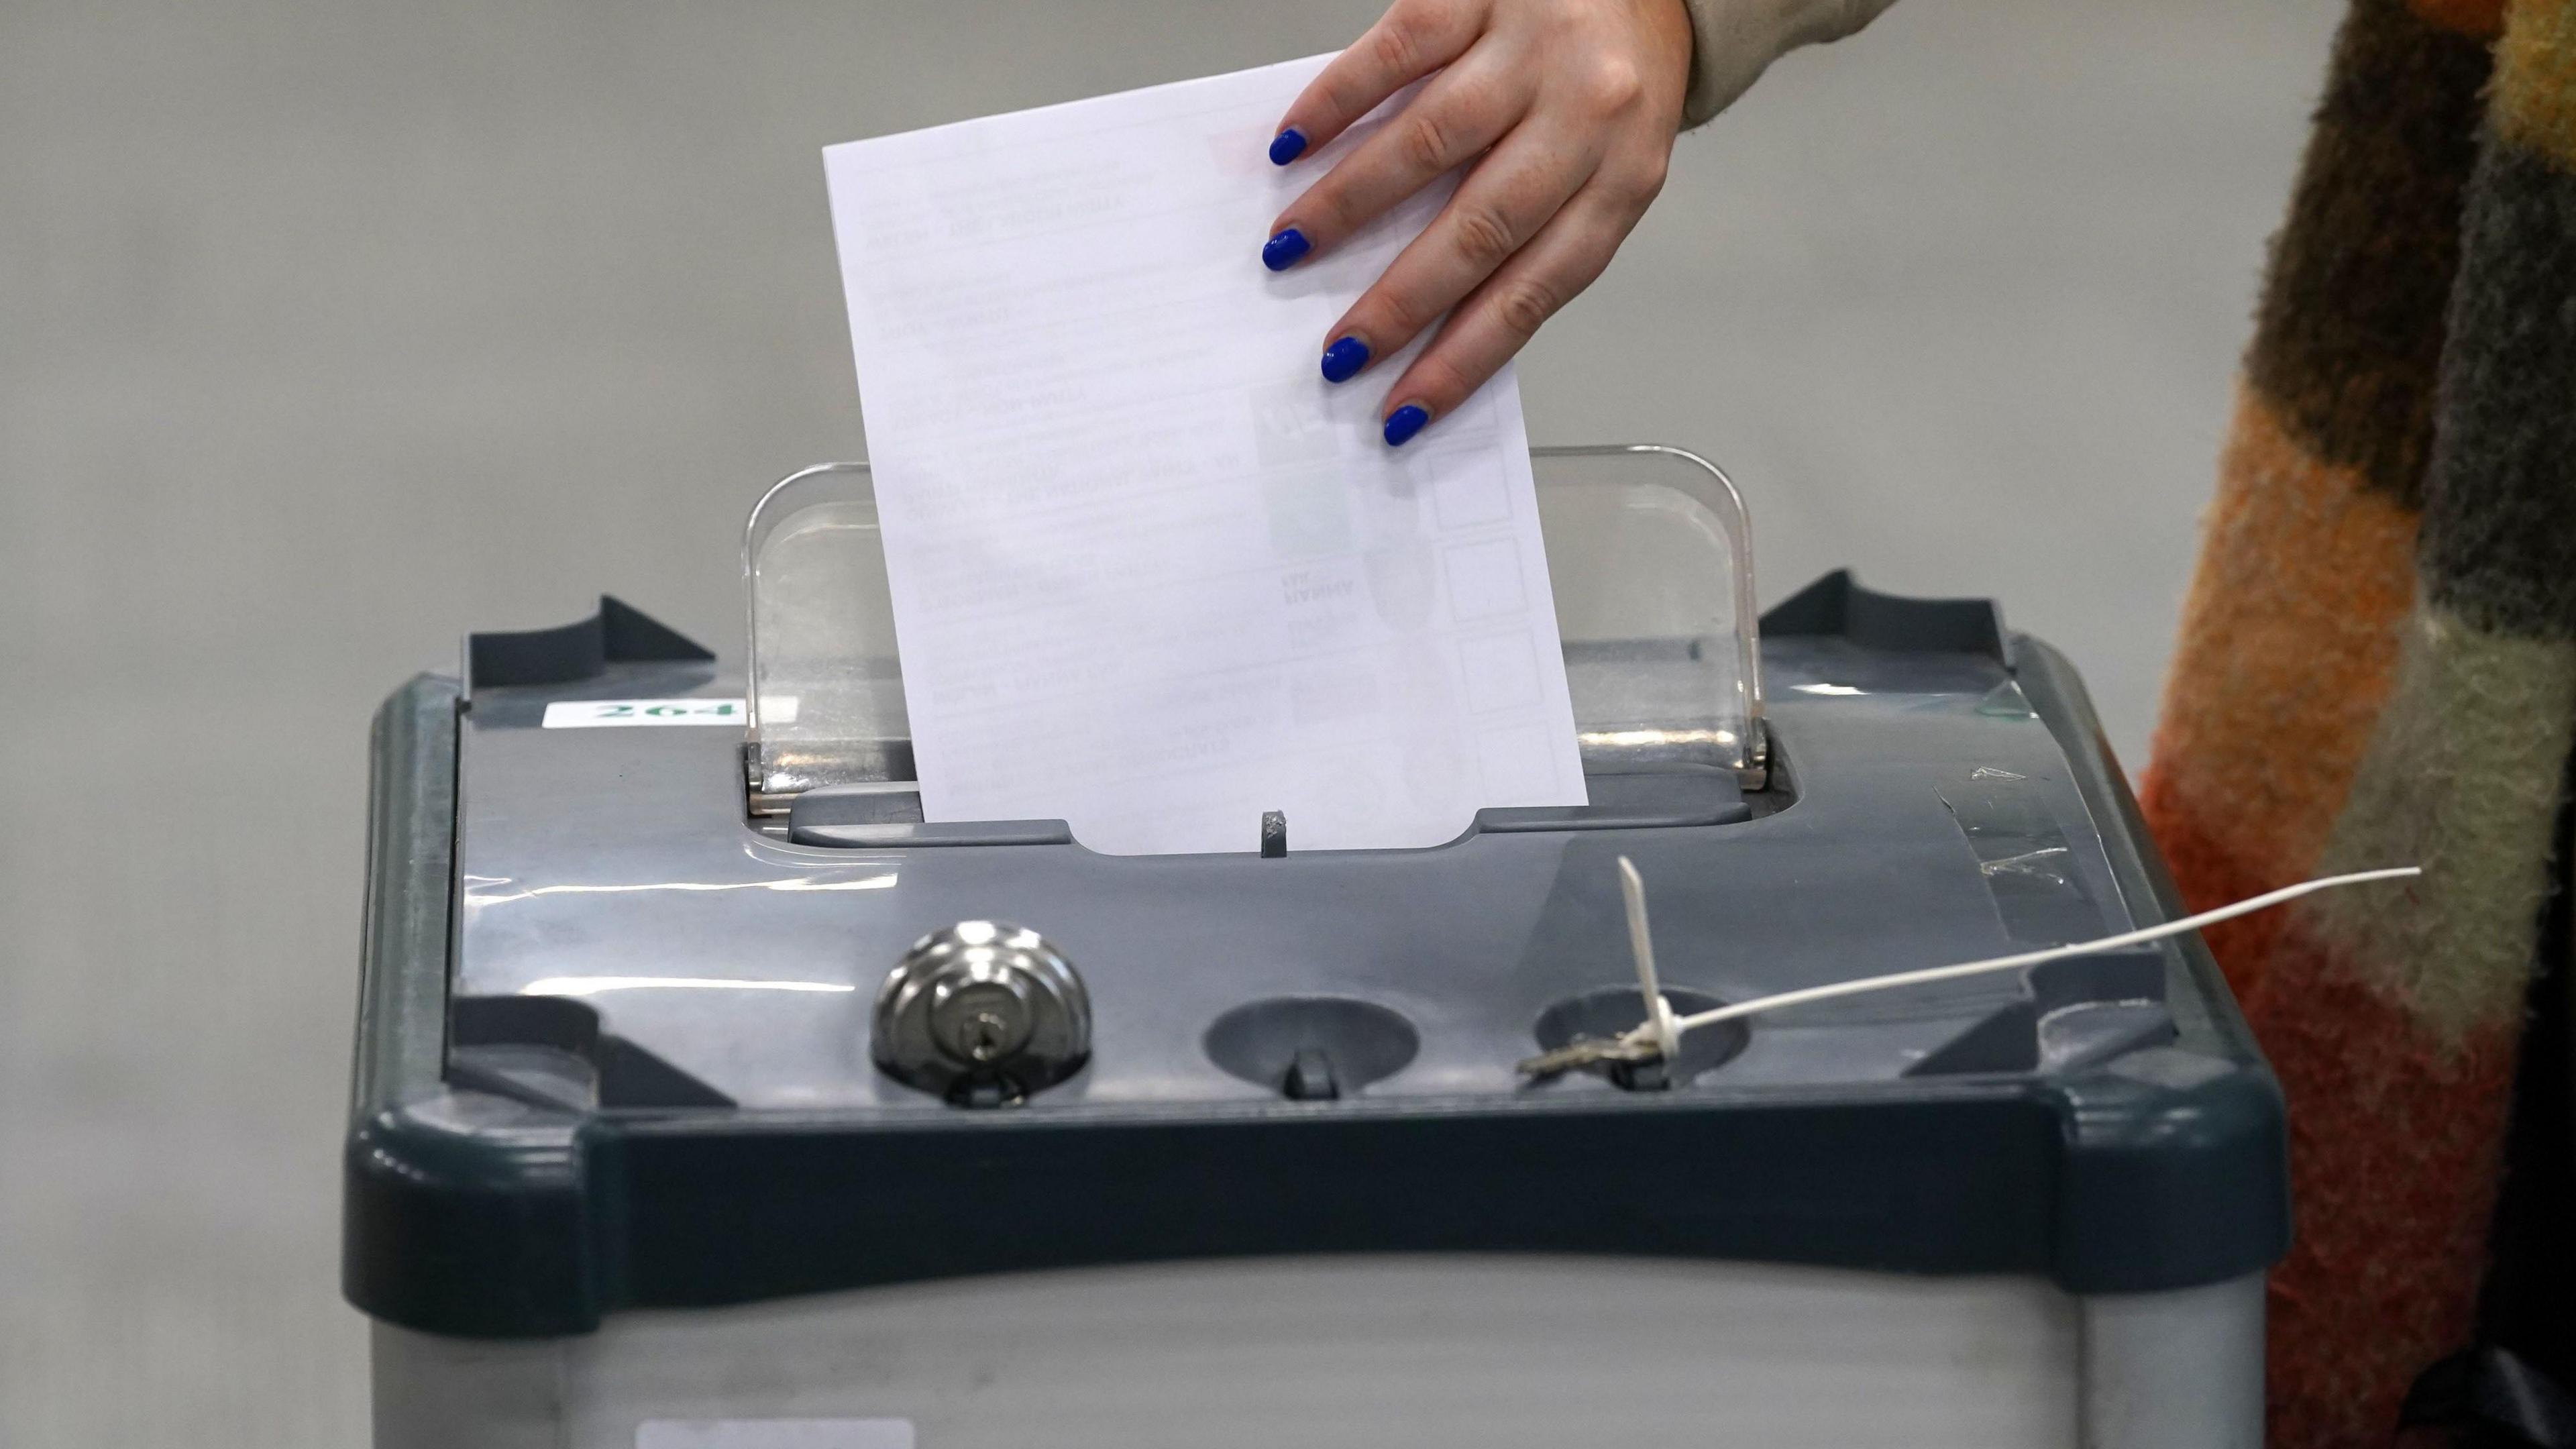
[1271,0,1488,164]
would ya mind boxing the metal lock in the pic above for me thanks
[872,921,1090,1106]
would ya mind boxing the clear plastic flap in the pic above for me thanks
[1534,445,1764,777]
[743,465,910,800]
[744,445,1763,802]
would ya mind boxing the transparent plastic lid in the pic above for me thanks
[744,444,1763,803]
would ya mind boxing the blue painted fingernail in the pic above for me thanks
[1383,404,1430,447]
[1269,127,1307,166]
[1320,336,1370,384]
[1262,227,1311,272]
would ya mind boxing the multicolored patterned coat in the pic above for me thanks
[2141,0,2576,1442]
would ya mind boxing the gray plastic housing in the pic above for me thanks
[345,573,2288,1338]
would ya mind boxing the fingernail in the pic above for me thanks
[1320,336,1370,384]
[1261,227,1311,272]
[1383,404,1430,447]
[1269,127,1308,166]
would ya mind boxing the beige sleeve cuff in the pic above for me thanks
[1677,0,1901,129]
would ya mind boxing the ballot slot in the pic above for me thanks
[743,444,1768,840]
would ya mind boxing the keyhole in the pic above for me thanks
[930,979,1034,1067]
[962,1010,1011,1063]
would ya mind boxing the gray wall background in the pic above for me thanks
[1,0,2334,1440]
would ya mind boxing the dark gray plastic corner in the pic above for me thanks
[464,596,713,696]
[1762,569,2010,663]
[344,676,602,1336]
[2009,633,2291,1291]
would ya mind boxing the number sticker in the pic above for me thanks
[540,698,794,729]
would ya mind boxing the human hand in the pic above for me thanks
[1262,0,1695,446]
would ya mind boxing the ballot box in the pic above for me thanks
[347,446,2279,1448]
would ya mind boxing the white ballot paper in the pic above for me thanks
[823,54,1585,855]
